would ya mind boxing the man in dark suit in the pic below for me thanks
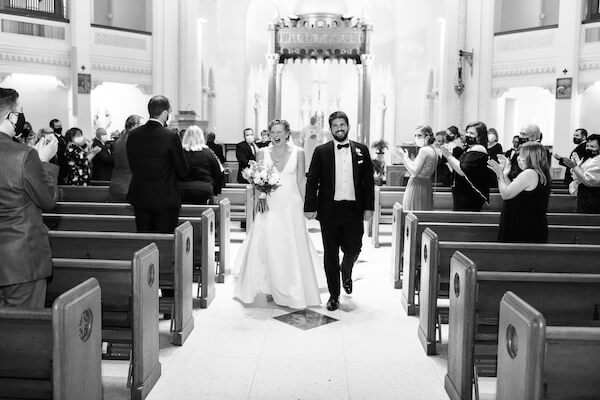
[206,132,226,164]
[0,88,59,307]
[127,95,188,233]
[48,118,67,183]
[553,128,588,185]
[91,127,114,181]
[236,127,257,183]
[304,111,374,311]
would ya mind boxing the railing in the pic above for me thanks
[0,0,67,21]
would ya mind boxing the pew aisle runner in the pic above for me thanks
[105,222,450,400]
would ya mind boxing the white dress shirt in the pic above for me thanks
[334,140,356,201]
[569,155,600,195]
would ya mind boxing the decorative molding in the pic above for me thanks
[0,19,66,40]
[91,61,151,75]
[0,51,70,67]
[93,32,147,50]
[492,64,555,77]
[136,84,152,95]
[491,88,508,98]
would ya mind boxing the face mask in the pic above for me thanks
[101,134,110,142]
[54,127,62,135]
[488,135,495,143]
[73,136,85,146]
[573,137,583,145]
[586,149,599,158]
[465,135,477,146]
[415,138,425,147]
[245,136,255,144]
[517,137,529,146]
[7,112,26,137]
[446,134,455,142]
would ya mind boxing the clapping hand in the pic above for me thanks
[393,146,409,162]
[487,159,503,178]
[35,134,58,163]
[572,153,582,166]
[439,145,452,160]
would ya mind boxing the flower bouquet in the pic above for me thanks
[241,160,281,213]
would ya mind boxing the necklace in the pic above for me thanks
[270,147,288,166]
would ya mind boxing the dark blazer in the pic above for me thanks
[181,148,223,195]
[127,120,189,209]
[561,141,587,184]
[49,133,67,184]
[207,141,226,164]
[91,138,114,181]
[236,141,256,183]
[304,140,375,219]
[0,133,58,286]
[108,131,132,202]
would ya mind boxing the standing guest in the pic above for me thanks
[256,129,271,148]
[486,128,503,162]
[504,135,520,160]
[559,134,600,213]
[394,125,438,210]
[49,118,68,183]
[0,88,59,307]
[108,114,142,202]
[63,127,101,186]
[441,121,491,211]
[127,95,189,233]
[553,128,588,185]
[206,132,226,164]
[445,125,464,158]
[91,127,114,181]
[236,127,257,183]
[304,111,375,311]
[433,131,453,186]
[507,123,544,180]
[488,142,551,242]
[179,125,223,204]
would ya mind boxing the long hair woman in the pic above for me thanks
[488,141,551,242]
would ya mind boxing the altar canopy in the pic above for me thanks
[267,11,373,144]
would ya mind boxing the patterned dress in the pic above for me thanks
[64,143,91,186]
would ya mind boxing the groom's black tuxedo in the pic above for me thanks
[304,140,374,300]
[304,140,375,218]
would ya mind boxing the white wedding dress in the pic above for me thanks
[233,145,322,308]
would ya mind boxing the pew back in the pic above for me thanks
[0,278,102,400]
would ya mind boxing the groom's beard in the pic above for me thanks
[332,131,349,142]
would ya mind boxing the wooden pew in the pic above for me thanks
[43,212,214,309]
[58,184,253,233]
[48,222,198,346]
[445,253,600,400]
[378,184,569,194]
[400,214,600,315]
[50,246,160,400]
[495,292,600,400]
[372,187,576,247]
[418,231,600,355]
[0,278,102,400]
[390,203,600,288]
[50,200,230,283]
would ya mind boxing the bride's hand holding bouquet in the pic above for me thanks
[242,160,281,213]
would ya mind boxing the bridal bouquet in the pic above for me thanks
[241,160,281,213]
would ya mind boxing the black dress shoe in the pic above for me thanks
[326,297,339,311]
[343,279,353,295]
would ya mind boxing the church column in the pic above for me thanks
[68,0,92,137]
[275,64,283,119]
[356,64,363,141]
[360,54,374,145]
[552,0,583,162]
[266,53,280,123]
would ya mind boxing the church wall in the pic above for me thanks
[92,0,151,32]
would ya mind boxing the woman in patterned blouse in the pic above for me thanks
[63,127,101,186]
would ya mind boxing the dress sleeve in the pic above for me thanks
[578,158,600,187]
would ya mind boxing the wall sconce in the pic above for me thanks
[454,49,474,96]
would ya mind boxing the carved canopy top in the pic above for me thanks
[269,13,372,63]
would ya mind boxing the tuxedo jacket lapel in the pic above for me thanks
[349,141,360,194]
[328,141,336,190]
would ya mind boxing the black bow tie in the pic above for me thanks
[337,143,350,150]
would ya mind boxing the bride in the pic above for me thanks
[233,119,322,308]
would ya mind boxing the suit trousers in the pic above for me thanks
[0,278,47,308]
[319,201,364,299]
[134,207,181,234]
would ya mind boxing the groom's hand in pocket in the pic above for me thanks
[363,210,374,221]
[304,212,317,220]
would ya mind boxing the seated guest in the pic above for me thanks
[441,121,490,211]
[180,125,223,204]
[63,127,101,186]
[560,133,600,213]
[206,131,226,164]
[91,127,114,181]
[109,115,142,202]
[486,128,503,162]
[488,142,551,242]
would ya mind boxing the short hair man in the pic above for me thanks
[206,131,226,164]
[91,127,114,181]
[127,95,189,233]
[553,128,588,185]
[236,128,257,183]
[0,88,59,307]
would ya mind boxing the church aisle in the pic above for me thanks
[145,221,450,400]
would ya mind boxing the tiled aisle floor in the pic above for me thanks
[109,221,451,400]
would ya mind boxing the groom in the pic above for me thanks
[304,111,374,311]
